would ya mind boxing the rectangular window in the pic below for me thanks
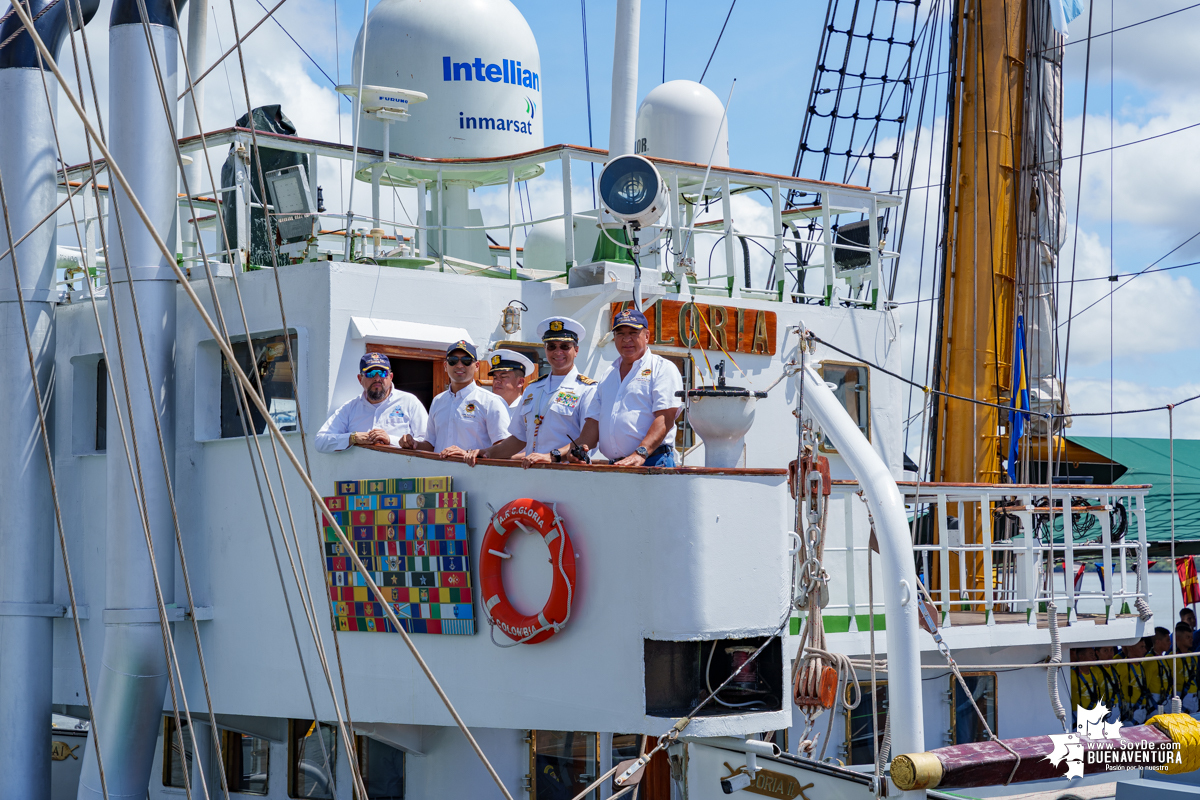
[220,333,299,439]
[530,731,599,800]
[818,361,869,451]
[358,735,405,799]
[845,683,887,766]
[95,357,107,452]
[221,729,270,795]
[288,719,336,799]
[162,717,194,788]
[951,673,998,745]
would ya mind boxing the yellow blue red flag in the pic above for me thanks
[1006,316,1030,482]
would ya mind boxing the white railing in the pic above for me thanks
[56,129,903,307]
[827,482,1151,628]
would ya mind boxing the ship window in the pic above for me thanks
[220,333,299,438]
[845,682,887,766]
[818,361,870,452]
[950,672,997,745]
[288,719,337,799]
[221,729,271,795]
[162,717,194,788]
[95,358,107,451]
[530,731,600,800]
[357,735,405,798]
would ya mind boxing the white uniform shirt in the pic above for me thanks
[314,388,428,453]
[508,367,598,454]
[589,351,683,460]
[421,382,510,451]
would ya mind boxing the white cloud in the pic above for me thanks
[1067,378,1200,438]
[1057,228,1200,366]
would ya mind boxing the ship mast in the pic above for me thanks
[931,0,1028,486]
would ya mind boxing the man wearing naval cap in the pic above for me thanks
[577,307,682,467]
[487,348,536,409]
[315,352,428,452]
[400,340,510,456]
[465,316,598,467]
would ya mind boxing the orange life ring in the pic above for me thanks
[480,498,576,644]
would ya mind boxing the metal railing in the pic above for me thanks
[56,129,903,307]
[827,482,1151,628]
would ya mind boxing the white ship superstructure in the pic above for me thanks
[0,0,1182,798]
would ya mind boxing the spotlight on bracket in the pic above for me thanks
[598,154,668,230]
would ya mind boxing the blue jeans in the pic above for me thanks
[643,445,675,468]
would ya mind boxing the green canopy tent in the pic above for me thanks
[1068,437,1200,554]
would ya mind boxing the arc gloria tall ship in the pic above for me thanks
[0,0,1197,797]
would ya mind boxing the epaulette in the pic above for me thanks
[577,375,597,385]
[531,373,549,383]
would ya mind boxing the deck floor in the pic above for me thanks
[944,610,1136,628]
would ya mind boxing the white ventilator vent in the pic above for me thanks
[634,80,730,168]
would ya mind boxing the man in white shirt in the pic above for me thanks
[577,307,682,467]
[487,348,535,408]
[401,340,509,456]
[314,352,428,453]
[466,317,598,467]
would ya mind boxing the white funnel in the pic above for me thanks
[681,362,764,468]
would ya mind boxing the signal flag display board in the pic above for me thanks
[323,476,475,635]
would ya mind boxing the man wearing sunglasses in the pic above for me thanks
[400,340,509,456]
[464,317,597,467]
[315,352,428,452]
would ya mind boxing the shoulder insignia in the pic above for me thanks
[577,375,597,385]
[532,374,549,383]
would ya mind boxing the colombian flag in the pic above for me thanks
[1177,556,1200,605]
[1006,315,1031,482]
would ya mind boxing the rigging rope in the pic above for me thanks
[0,151,112,800]
[698,0,736,83]
[43,11,224,796]
[12,15,517,794]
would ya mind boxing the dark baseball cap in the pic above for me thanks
[446,340,478,359]
[612,307,648,331]
[360,352,391,374]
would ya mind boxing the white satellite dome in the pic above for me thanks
[634,80,729,169]
[350,0,544,184]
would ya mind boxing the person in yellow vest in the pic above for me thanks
[1070,647,1100,725]
[1147,626,1174,713]
[1118,637,1155,724]
[1093,645,1123,721]
[1175,622,1200,712]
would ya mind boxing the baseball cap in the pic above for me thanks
[446,340,478,359]
[611,307,648,331]
[360,352,391,374]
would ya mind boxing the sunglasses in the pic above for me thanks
[544,342,576,352]
[363,368,389,379]
[446,356,475,366]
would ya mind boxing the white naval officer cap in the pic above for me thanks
[536,316,585,342]
[487,348,536,377]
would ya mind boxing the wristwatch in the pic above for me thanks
[551,448,563,463]
[635,445,649,458]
